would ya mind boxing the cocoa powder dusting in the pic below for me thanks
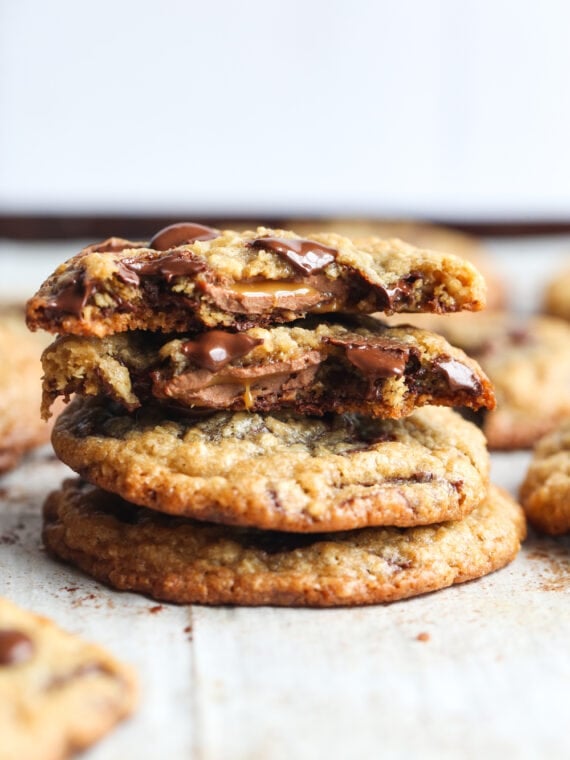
[527,544,570,592]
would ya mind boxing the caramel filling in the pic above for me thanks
[199,371,288,410]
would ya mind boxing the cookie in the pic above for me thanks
[543,265,570,322]
[290,219,506,310]
[25,223,487,338]
[40,316,495,419]
[0,596,136,760]
[0,315,53,473]
[520,419,570,534]
[51,400,489,531]
[387,312,570,450]
[42,479,525,607]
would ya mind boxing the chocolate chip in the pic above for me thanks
[345,345,408,378]
[181,331,264,372]
[149,222,219,251]
[0,630,34,665]
[436,357,481,394]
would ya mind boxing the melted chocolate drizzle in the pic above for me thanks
[149,222,219,251]
[181,331,263,372]
[247,237,337,275]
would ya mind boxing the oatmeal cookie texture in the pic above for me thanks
[520,419,570,534]
[39,317,495,419]
[51,400,489,532]
[25,226,487,338]
[289,219,505,310]
[385,311,570,449]
[42,479,525,607]
[0,596,136,760]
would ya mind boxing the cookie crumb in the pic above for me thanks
[416,631,430,642]
[149,605,163,614]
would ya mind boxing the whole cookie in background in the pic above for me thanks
[51,400,489,532]
[25,225,487,339]
[40,317,495,420]
[0,596,136,760]
[43,479,526,607]
[288,219,506,311]
[0,312,54,473]
[543,264,570,321]
[520,419,570,534]
[384,312,570,450]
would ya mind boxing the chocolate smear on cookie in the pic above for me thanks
[44,272,98,318]
[122,251,207,284]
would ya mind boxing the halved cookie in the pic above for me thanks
[26,224,486,338]
[386,312,570,450]
[40,317,495,419]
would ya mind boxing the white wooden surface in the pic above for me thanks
[1,238,570,759]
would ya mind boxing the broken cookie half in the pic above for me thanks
[40,316,495,419]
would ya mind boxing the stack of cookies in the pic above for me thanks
[26,223,525,606]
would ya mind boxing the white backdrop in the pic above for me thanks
[1,0,569,219]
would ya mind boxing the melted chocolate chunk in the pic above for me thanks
[345,346,408,378]
[326,336,411,378]
[149,222,219,251]
[87,239,139,254]
[248,237,337,275]
[436,357,481,394]
[122,251,207,284]
[114,261,142,287]
[383,275,419,302]
[45,272,97,318]
[0,630,34,666]
[181,331,263,372]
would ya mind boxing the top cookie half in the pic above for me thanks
[26,223,487,337]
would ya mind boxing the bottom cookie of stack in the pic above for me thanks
[43,479,525,607]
